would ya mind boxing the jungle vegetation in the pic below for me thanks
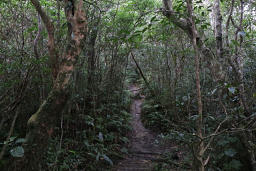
[0,0,256,170]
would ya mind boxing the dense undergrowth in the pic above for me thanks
[1,0,256,170]
[46,88,132,170]
[140,60,256,170]
[0,69,133,170]
[0,1,139,170]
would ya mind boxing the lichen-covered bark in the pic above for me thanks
[19,0,87,170]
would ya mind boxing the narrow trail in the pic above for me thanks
[113,85,177,171]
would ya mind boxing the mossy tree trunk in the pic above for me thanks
[18,0,87,170]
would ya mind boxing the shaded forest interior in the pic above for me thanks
[0,0,256,170]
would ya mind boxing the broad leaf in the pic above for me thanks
[224,148,237,157]
[10,146,24,158]
[228,87,236,94]
[15,138,26,144]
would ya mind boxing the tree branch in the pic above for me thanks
[30,0,59,79]
[33,14,43,59]
[225,0,235,47]
[162,0,191,36]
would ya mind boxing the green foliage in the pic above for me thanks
[10,146,24,158]
[141,98,172,132]
[45,88,132,170]
[1,0,256,170]
[0,137,26,159]
[207,135,252,170]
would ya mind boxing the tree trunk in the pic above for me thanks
[86,16,100,111]
[130,52,155,96]
[18,0,87,170]
[214,0,223,59]
[186,0,204,170]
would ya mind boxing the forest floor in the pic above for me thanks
[113,85,181,171]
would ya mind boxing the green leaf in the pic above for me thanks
[4,136,17,145]
[228,87,236,94]
[98,132,104,142]
[153,104,159,108]
[87,152,95,158]
[84,140,90,148]
[207,116,215,120]
[9,136,17,142]
[69,150,76,154]
[15,138,26,144]
[211,88,217,95]
[189,115,199,121]
[150,15,157,22]
[96,152,100,161]
[102,154,113,166]
[201,24,208,29]
[120,136,129,143]
[231,40,239,46]
[10,146,24,157]
[224,148,237,157]
[182,96,188,101]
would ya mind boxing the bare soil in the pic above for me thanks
[113,85,178,171]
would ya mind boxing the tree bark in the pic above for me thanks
[214,0,223,59]
[186,1,204,170]
[87,15,100,94]
[18,0,87,170]
[236,0,249,115]
[226,0,249,115]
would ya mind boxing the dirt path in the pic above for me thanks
[113,85,176,171]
